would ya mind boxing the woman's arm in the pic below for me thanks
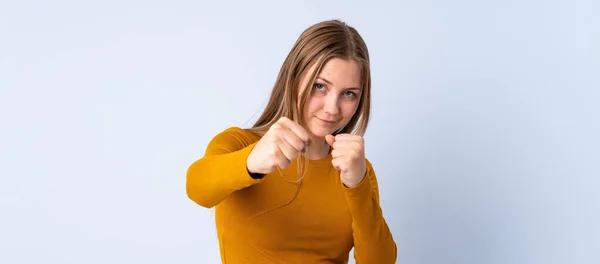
[186,127,263,208]
[343,159,397,264]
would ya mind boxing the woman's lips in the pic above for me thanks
[317,117,338,125]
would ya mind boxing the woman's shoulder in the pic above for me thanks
[205,126,262,154]
[217,126,262,138]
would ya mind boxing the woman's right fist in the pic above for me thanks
[246,117,312,175]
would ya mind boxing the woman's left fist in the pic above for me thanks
[325,134,367,188]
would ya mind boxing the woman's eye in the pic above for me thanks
[314,83,325,90]
[343,91,355,97]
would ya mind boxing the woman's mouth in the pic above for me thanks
[316,117,338,125]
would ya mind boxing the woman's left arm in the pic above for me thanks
[343,159,397,264]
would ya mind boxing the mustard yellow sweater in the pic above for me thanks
[186,127,397,263]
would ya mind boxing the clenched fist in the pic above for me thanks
[246,117,312,175]
[326,134,367,188]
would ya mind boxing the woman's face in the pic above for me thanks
[298,58,362,139]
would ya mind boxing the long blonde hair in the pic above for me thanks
[247,19,371,137]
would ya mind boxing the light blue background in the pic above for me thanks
[1,0,598,263]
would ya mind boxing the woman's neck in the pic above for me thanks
[305,137,330,160]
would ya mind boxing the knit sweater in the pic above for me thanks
[186,127,397,263]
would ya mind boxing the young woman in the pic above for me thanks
[186,19,397,264]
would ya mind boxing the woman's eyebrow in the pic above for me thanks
[316,77,361,90]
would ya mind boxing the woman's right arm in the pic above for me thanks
[187,119,311,208]
[186,127,264,209]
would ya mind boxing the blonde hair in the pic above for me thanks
[248,19,371,137]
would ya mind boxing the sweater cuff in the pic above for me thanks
[229,142,264,187]
[342,171,373,200]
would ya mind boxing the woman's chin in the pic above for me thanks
[308,126,339,138]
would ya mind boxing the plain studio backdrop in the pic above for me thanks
[1,0,598,263]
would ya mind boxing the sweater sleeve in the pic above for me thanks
[343,159,397,264]
[186,127,264,208]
